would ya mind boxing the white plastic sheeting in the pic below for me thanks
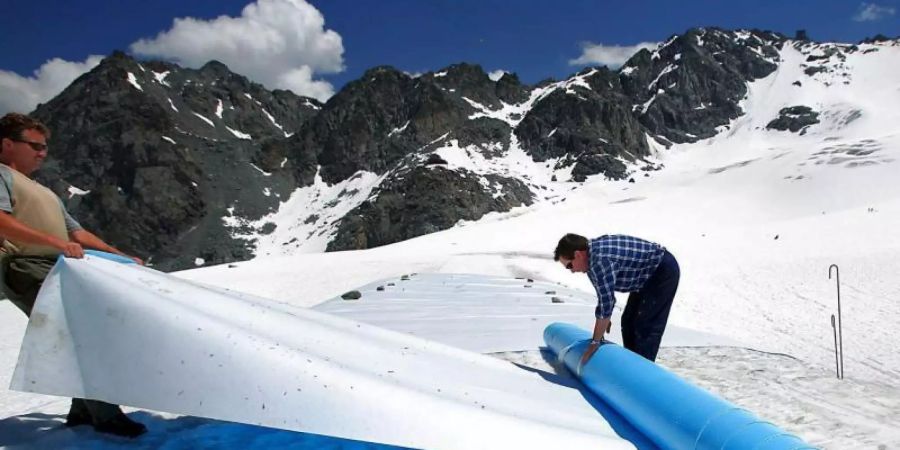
[314,273,740,353]
[11,255,633,450]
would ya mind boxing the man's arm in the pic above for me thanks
[581,257,617,368]
[592,257,618,319]
[69,229,143,264]
[0,211,84,257]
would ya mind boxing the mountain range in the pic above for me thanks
[28,27,896,270]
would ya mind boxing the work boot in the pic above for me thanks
[93,412,147,438]
[64,400,92,427]
[64,409,92,427]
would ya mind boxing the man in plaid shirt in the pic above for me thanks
[554,233,680,365]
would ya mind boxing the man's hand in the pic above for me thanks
[580,340,601,368]
[578,317,613,371]
[594,317,612,340]
[69,229,143,264]
[60,242,84,258]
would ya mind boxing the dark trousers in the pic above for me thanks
[621,250,680,362]
[1,254,123,423]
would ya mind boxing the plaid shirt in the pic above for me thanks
[586,235,666,318]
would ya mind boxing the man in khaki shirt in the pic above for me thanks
[0,112,147,438]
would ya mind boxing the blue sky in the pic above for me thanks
[1,0,897,112]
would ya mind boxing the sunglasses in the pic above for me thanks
[12,138,48,152]
[565,261,573,270]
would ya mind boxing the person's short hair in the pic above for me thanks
[0,113,50,142]
[554,233,589,261]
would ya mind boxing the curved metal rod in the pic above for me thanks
[828,264,843,379]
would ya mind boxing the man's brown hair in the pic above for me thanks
[554,233,589,261]
[0,113,51,142]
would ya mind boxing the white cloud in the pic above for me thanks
[275,66,337,101]
[130,0,344,101]
[0,56,103,114]
[853,3,896,21]
[487,70,507,82]
[569,41,659,68]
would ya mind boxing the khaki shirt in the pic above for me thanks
[0,163,82,256]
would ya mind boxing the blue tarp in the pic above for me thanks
[544,323,815,450]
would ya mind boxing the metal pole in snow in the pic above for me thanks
[829,264,843,379]
[831,314,840,379]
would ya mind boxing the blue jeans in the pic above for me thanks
[621,250,680,361]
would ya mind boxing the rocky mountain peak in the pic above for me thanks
[31,51,323,270]
[426,62,510,109]
[617,27,787,145]
[199,60,233,78]
[106,49,132,62]
[861,34,899,44]
[495,72,528,104]
[357,65,411,86]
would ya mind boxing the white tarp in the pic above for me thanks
[11,255,632,450]
[313,273,740,353]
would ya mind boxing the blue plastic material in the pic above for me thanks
[84,250,137,265]
[544,322,815,450]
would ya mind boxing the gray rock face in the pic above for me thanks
[284,63,536,252]
[620,28,786,144]
[32,51,320,270]
[495,72,530,104]
[296,66,421,184]
[291,63,529,184]
[570,154,629,182]
[516,67,648,180]
[766,106,820,133]
[513,29,787,180]
[327,166,533,251]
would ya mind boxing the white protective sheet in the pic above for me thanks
[314,273,740,353]
[10,255,632,450]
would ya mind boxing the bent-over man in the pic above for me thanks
[554,233,680,366]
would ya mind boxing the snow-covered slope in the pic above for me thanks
[183,38,900,447]
[196,39,900,383]
[2,40,899,448]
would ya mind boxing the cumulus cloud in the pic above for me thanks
[130,0,344,101]
[569,41,659,68]
[0,56,103,114]
[487,70,507,81]
[853,3,896,21]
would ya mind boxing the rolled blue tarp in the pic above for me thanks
[544,323,815,450]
